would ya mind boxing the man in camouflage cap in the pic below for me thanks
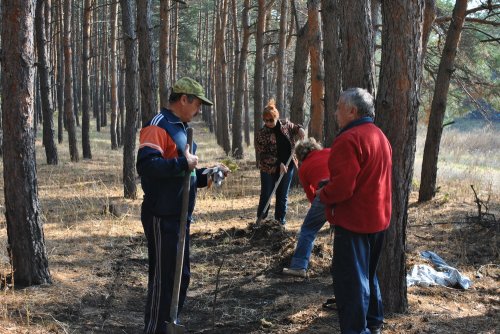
[172,77,213,106]
[136,77,227,333]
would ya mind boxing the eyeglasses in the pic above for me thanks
[263,118,274,123]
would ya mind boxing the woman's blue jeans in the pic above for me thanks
[289,195,327,270]
[257,165,295,224]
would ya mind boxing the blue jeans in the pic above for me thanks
[332,225,385,334]
[257,164,295,224]
[289,195,327,270]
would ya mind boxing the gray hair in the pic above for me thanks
[295,137,322,162]
[340,88,375,118]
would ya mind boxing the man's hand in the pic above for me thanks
[184,144,198,171]
[279,162,288,174]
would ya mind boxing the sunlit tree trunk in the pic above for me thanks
[2,0,52,287]
[121,0,139,199]
[231,0,250,159]
[321,0,341,146]
[137,0,157,125]
[253,0,266,163]
[214,0,231,154]
[159,0,170,107]
[276,0,289,113]
[340,0,375,93]
[64,0,79,162]
[419,0,467,202]
[81,0,92,159]
[308,0,325,141]
[110,1,119,150]
[376,0,425,313]
[36,0,58,165]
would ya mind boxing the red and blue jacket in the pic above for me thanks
[319,118,392,234]
[136,108,208,221]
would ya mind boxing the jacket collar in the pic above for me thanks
[161,107,184,124]
[338,117,373,136]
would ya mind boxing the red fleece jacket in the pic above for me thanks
[319,122,392,234]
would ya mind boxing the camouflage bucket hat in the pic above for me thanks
[173,77,213,106]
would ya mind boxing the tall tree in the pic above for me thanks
[418,0,468,202]
[121,0,139,199]
[253,0,266,160]
[307,0,325,141]
[231,0,250,159]
[289,21,309,128]
[158,0,171,107]
[56,0,64,143]
[137,0,157,125]
[376,0,425,313]
[340,0,375,92]
[81,0,93,159]
[64,0,80,162]
[321,0,341,146]
[276,0,289,113]
[110,0,119,150]
[35,0,58,165]
[214,0,231,154]
[2,0,52,287]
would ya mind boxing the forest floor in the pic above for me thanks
[0,120,499,333]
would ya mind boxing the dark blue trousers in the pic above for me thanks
[141,209,191,334]
[332,225,385,334]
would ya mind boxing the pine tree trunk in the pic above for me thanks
[376,0,425,313]
[418,0,465,202]
[289,22,309,127]
[253,0,266,163]
[2,0,52,287]
[64,0,80,162]
[110,1,119,150]
[321,0,341,147]
[35,0,58,165]
[159,0,170,107]
[276,0,289,113]
[81,0,92,159]
[308,0,325,141]
[121,0,139,199]
[137,0,157,125]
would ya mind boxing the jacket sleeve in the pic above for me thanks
[319,134,360,205]
[136,126,189,178]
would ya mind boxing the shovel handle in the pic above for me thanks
[169,127,193,323]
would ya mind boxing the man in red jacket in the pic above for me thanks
[318,88,392,334]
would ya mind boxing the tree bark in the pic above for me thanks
[137,0,157,126]
[110,0,119,150]
[321,0,341,146]
[276,0,289,113]
[159,0,171,107]
[36,0,58,165]
[419,0,467,202]
[307,0,325,141]
[289,22,309,128]
[81,0,92,159]
[64,0,80,162]
[340,0,375,93]
[376,0,425,313]
[2,0,52,287]
[254,0,266,161]
[214,0,231,154]
[121,0,139,199]
[231,0,250,159]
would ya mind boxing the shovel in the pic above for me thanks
[166,127,193,334]
[256,154,293,224]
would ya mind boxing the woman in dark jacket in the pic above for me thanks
[255,99,305,225]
